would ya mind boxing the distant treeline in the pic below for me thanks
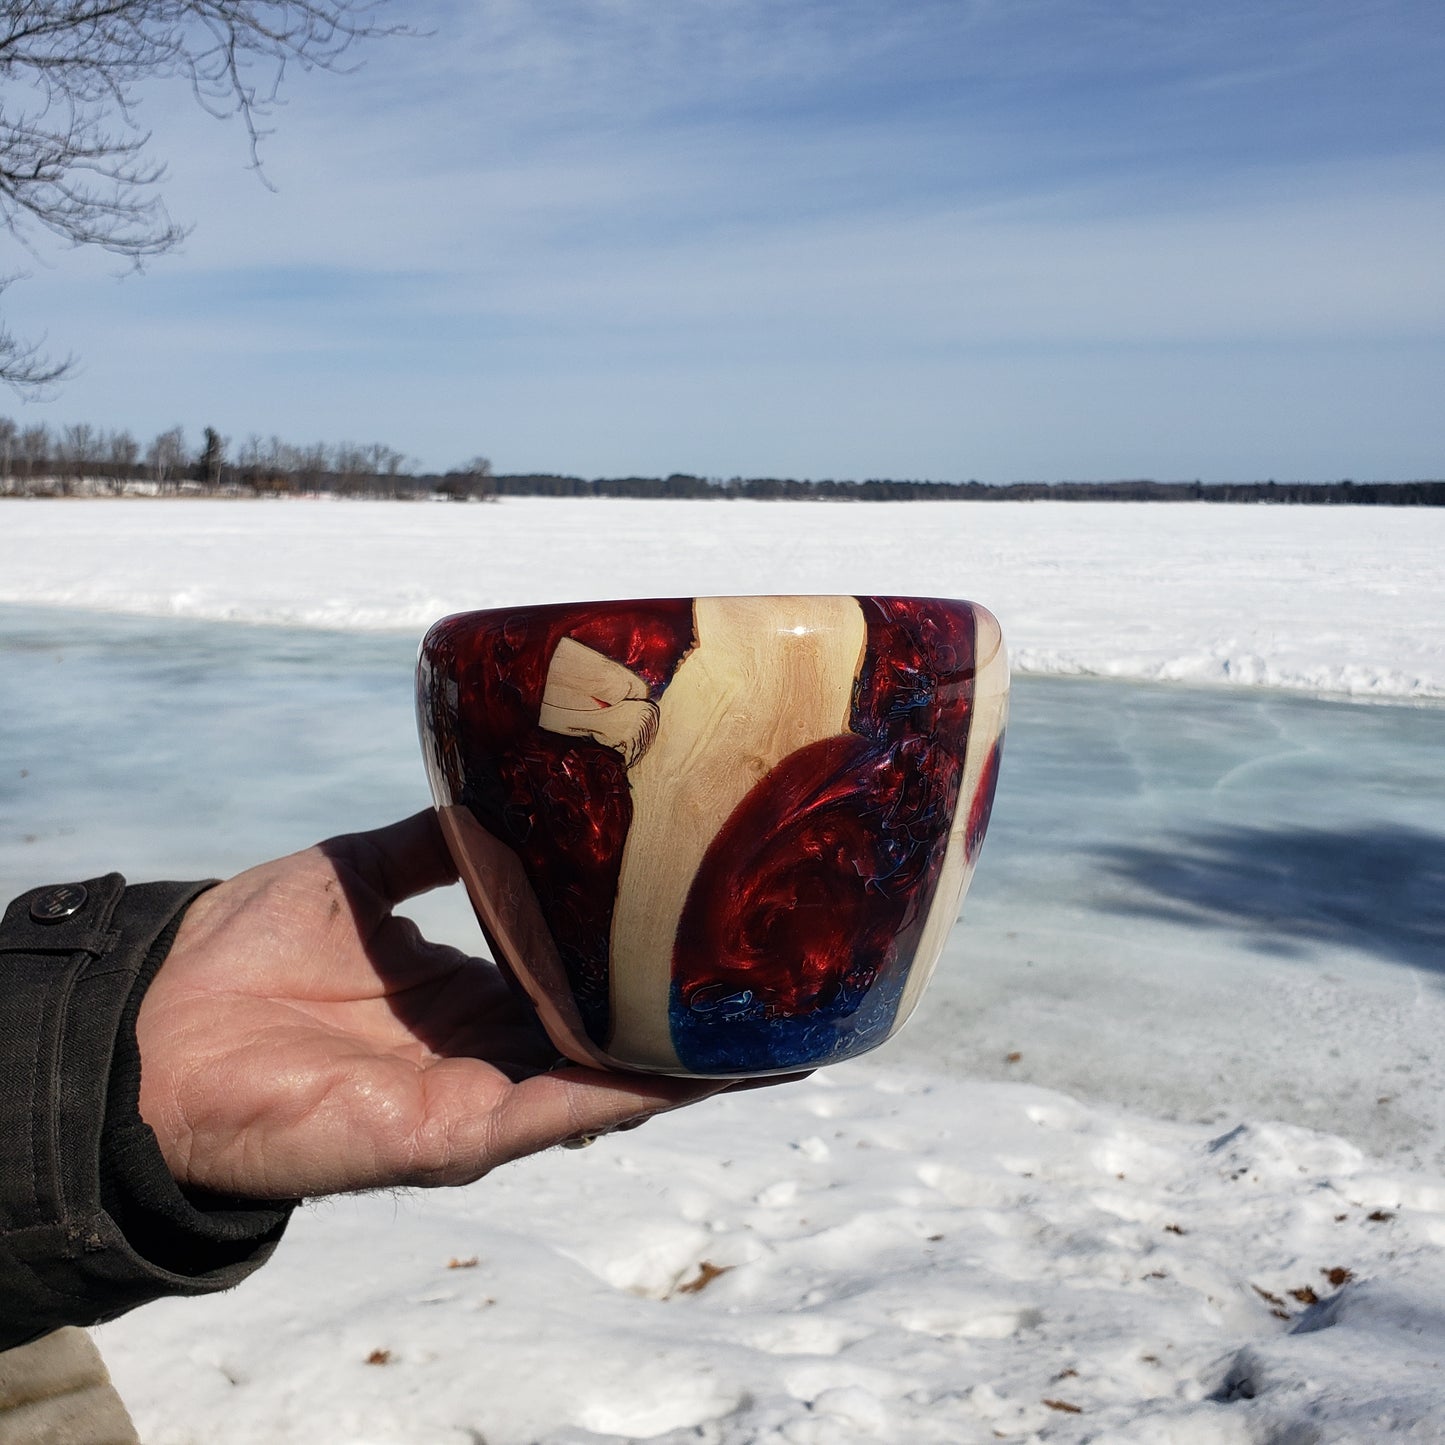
[1,417,1439,504]
[486,474,1445,505]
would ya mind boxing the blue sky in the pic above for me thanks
[3,0,1443,479]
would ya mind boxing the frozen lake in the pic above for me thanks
[6,603,1442,1170]
[4,498,1444,1442]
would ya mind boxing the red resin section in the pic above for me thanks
[424,601,694,1039]
[673,734,934,1016]
[966,738,1004,861]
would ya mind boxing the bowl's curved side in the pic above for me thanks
[435,802,613,1070]
[883,603,1009,1045]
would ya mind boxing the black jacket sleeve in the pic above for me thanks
[0,875,294,1350]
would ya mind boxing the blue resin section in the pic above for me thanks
[668,965,910,1075]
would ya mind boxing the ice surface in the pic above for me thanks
[5,609,1443,1170]
[3,495,1443,698]
[3,494,1444,1442]
[0,607,424,882]
[899,677,1445,1174]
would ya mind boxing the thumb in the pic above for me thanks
[320,809,459,905]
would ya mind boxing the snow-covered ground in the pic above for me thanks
[2,495,1443,698]
[2,498,1444,1442]
[93,1074,1445,1445]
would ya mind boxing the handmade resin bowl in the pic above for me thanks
[417,596,1008,1077]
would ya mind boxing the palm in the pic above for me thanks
[136,813,722,1199]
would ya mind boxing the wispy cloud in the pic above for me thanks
[3,0,1441,477]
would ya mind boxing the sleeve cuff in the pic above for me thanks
[0,876,294,1348]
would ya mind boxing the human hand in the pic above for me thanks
[136,811,727,1200]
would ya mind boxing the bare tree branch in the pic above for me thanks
[0,1,403,389]
[0,274,69,385]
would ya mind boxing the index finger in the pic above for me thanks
[487,1067,729,1167]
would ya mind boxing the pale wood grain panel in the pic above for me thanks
[606,596,868,1068]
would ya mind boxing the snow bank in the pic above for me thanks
[3,496,1442,699]
[98,1067,1445,1444]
